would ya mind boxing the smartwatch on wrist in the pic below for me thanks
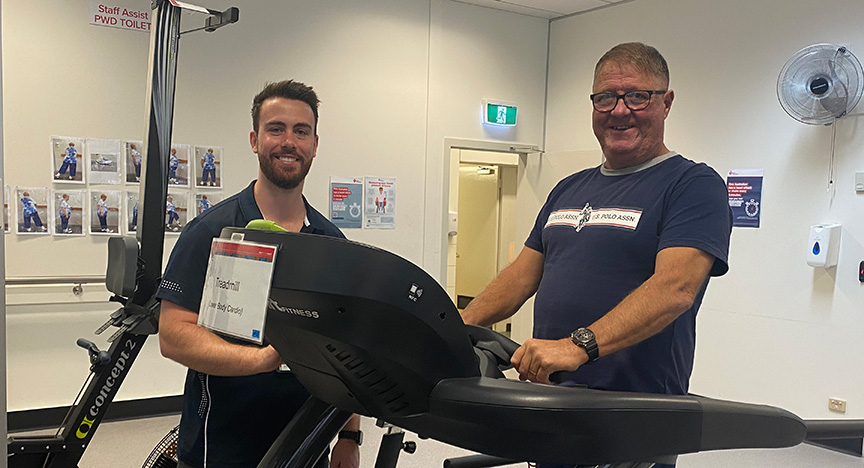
[338,430,363,446]
[570,327,599,362]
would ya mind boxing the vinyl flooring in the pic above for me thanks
[10,413,861,468]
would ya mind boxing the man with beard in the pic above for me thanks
[157,80,361,468]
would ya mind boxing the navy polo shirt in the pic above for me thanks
[156,180,345,468]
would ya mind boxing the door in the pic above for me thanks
[455,164,500,307]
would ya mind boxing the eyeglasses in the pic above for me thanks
[589,90,667,112]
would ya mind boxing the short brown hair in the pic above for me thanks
[251,80,320,133]
[595,42,669,88]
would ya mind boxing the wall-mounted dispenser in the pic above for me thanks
[807,224,841,268]
[448,211,458,236]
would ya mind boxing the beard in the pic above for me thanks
[259,152,312,189]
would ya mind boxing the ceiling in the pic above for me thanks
[453,0,633,20]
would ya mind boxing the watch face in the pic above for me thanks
[575,329,593,342]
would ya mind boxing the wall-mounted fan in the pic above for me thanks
[777,43,864,125]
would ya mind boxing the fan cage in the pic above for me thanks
[777,43,864,125]
[142,424,180,468]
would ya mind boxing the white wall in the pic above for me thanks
[3,0,550,410]
[3,0,152,277]
[5,283,186,410]
[545,0,864,418]
[423,0,548,279]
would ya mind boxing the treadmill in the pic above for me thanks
[215,228,864,468]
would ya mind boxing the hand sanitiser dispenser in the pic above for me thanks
[807,223,841,268]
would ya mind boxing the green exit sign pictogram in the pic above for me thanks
[484,101,517,126]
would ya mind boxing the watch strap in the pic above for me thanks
[571,327,599,362]
[582,337,599,362]
[338,429,363,445]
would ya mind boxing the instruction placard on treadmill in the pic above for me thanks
[198,239,277,344]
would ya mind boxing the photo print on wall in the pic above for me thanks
[169,143,191,187]
[165,191,188,234]
[51,136,86,184]
[126,190,139,234]
[89,190,121,235]
[124,140,144,184]
[194,145,222,188]
[87,138,123,185]
[193,191,221,219]
[3,185,9,233]
[52,189,86,236]
[16,186,50,235]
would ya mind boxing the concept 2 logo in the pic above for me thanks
[75,339,138,439]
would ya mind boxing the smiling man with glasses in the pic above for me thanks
[463,43,732,467]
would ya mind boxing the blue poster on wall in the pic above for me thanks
[330,177,363,229]
[727,169,763,228]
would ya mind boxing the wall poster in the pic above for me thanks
[330,176,363,229]
[364,177,396,229]
[727,169,763,228]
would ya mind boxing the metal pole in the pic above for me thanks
[257,397,352,468]
[135,0,181,306]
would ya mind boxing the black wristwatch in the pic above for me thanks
[570,327,599,362]
[338,430,363,446]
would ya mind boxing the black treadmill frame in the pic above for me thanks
[214,228,864,468]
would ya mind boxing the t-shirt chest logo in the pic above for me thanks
[545,202,642,231]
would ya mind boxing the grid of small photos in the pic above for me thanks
[2,136,224,237]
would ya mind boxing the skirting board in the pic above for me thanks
[8,395,183,433]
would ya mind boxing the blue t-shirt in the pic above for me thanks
[525,153,731,395]
[156,181,345,468]
[203,152,216,169]
[21,197,37,216]
[64,147,77,163]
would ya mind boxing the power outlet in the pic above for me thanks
[829,398,847,413]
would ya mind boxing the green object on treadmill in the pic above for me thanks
[245,219,288,232]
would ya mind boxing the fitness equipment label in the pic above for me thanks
[198,239,277,344]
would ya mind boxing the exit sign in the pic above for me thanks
[483,101,517,126]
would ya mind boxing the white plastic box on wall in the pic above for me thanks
[806,223,841,268]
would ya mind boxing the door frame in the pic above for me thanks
[437,137,540,290]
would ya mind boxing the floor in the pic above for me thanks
[11,414,863,468]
